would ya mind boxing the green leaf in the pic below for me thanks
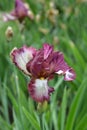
[65,78,87,130]
[0,84,10,123]
[0,116,12,130]
[69,41,85,69]
[13,110,24,130]
[75,114,87,130]
[51,77,64,108]
[7,87,18,114]
[60,88,67,130]
[22,107,40,130]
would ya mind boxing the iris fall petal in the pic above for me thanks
[10,46,36,75]
[28,79,54,102]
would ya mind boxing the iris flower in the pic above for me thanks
[3,0,33,22]
[10,44,76,102]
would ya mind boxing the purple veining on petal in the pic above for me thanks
[27,50,44,78]
[11,43,76,103]
[55,52,76,80]
[27,43,76,80]
[26,44,57,78]
[26,49,53,78]
[52,52,69,72]
[43,43,53,60]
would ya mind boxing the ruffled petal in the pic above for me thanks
[43,43,53,60]
[57,68,76,81]
[26,44,54,78]
[55,52,76,81]
[64,68,76,81]
[54,52,69,73]
[3,13,17,22]
[10,46,36,75]
[28,79,54,102]
[26,50,44,77]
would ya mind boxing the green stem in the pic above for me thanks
[39,114,43,130]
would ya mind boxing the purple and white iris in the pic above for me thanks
[10,43,76,102]
[3,0,33,22]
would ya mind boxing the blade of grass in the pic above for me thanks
[1,84,10,123]
[75,114,87,130]
[59,87,67,130]
[60,37,85,69]
[0,116,12,130]
[22,107,40,130]
[7,87,18,114]
[13,110,24,130]
[65,78,87,130]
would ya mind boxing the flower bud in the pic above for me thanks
[39,27,49,35]
[37,101,48,113]
[49,1,55,8]
[35,14,41,22]
[24,3,30,10]
[47,8,59,24]
[5,26,13,41]
[53,36,59,45]
[27,10,34,20]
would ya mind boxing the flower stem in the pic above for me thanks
[37,101,48,130]
[39,114,43,130]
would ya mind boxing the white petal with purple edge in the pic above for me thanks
[56,68,75,81]
[35,79,49,100]
[10,46,35,75]
[64,69,76,81]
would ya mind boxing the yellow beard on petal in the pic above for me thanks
[40,77,44,80]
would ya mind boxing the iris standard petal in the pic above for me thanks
[15,0,28,18]
[15,0,33,21]
[43,43,53,60]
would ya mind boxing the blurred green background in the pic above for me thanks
[0,0,87,130]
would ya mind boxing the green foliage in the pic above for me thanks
[0,0,87,130]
